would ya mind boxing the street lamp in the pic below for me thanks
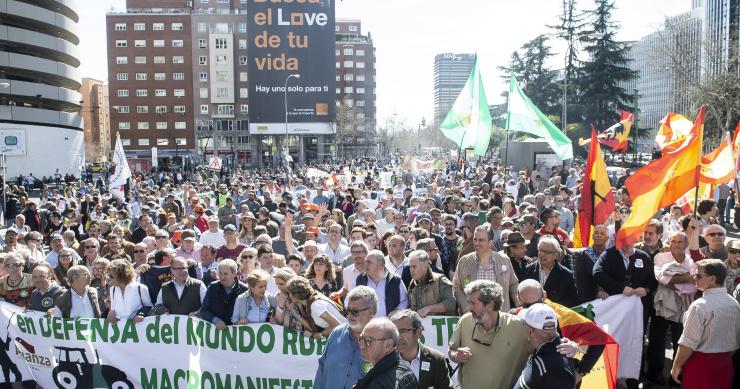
[283,74,300,161]
[418,117,425,154]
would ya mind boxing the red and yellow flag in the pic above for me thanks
[547,300,619,389]
[655,112,694,155]
[700,133,736,184]
[578,111,633,152]
[616,106,704,249]
[733,120,740,171]
[573,127,616,248]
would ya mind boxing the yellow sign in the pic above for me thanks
[329,145,336,152]
[271,146,278,152]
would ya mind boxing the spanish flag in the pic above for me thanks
[733,120,740,170]
[547,300,619,389]
[655,112,694,155]
[616,106,704,249]
[578,111,633,152]
[573,127,616,248]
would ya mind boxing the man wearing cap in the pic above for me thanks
[45,233,81,267]
[217,197,237,229]
[193,205,209,233]
[216,224,245,261]
[514,303,577,389]
[199,216,226,248]
[162,194,181,220]
[1,229,28,255]
[174,230,202,262]
[414,213,450,275]
[504,231,532,282]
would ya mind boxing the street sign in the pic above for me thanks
[208,157,223,171]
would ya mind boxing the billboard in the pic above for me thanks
[247,0,335,133]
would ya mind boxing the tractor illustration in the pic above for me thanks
[52,346,133,389]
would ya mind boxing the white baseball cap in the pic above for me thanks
[523,303,558,330]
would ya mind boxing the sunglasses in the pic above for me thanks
[134,250,147,253]
[471,324,494,346]
[156,236,169,240]
[730,249,740,255]
[255,241,269,245]
[241,255,255,259]
[4,263,22,268]
[85,245,98,249]
[358,335,392,348]
[346,306,371,317]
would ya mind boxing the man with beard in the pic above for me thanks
[441,214,463,279]
[314,286,378,389]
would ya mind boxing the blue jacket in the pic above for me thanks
[199,280,248,326]
[313,323,364,389]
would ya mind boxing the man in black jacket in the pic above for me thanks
[573,225,609,304]
[355,317,418,389]
[522,236,579,308]
[390,309,452,389]
[199,259,247,329]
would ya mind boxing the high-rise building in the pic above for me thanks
[433,53,475,125]
[695,0,740,75]
[107,1,375,168]
[335,19,377,157]
[0,0,84,177]
[79,78,111,162]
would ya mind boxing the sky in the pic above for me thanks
[79,0,691,128]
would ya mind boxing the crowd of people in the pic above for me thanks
[0,158,738,389]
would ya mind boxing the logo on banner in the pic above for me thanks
[51,346,133,389]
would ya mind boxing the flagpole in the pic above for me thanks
[692,107,705,220]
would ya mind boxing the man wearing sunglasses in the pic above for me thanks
[700,224,727,261]
[153,257,206,316]
[354,317,417,389]
[314,286,377,389]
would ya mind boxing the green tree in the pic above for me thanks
[574,0,638,134]
[549,0,587,129]
[498,35,562,116]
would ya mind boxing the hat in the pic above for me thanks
[306,226,319,235]
[429,208,441,215]
[224,224,237,232]
[181,230,197,241]
[170,230,183,244]
[302,213,315,220]
[208,216,220,223]
[415,213,432,224]
[4,229,17,237]
[383,207,397,215]
[242,212,257,222]
[504,232,530,247]
[302,240,318,250]
[50,233,63,241]
[523,303,558,330]
[308,204,320,212]
[729,240,740,250]
[501,217,514,226]
[193,205,204,213]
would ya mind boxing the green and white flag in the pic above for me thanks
[440,56,492,156]
[506,76,573,160]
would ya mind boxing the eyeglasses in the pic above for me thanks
[254,240,269,245]
[85,245,97,249]
[4,263,22,268]
[706,232,725,237]
[156,236,168,240]
[729,249,740,255]
[241,255,255,259]
[538,250,557,255]
[471,324,494,346]
[59,255,72,258]
[399,230,410,234]
[134,250,146,253]
[358,335,392,348]
[346,306,371,317]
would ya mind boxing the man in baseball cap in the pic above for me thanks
[514,303,576,389]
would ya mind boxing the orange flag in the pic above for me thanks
[573,127,616,248]
[655,112,694,155]
[616,106,704,249]
[733,120,740,171]
[700,133,735,184]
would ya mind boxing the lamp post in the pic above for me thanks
[283,74,300,166]
[417,117,425,155]
[632,88,639,164]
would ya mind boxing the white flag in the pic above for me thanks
[109,134,131,201]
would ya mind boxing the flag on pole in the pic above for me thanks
[733,120,740,171]
[700,133,736,184]
[655,112,694,155]
[439,55,492,156]
[616,106,704,249]
[109,134,132,201]
[573,127,616,248]
[506,76,573,160]
[578,111,633,152]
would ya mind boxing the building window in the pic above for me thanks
[138,138,149,146]
[153,40,165,47]
[199,88,208,98]
[154,56,165,64]
[356,49,365,56]
[117,106,129,113]
[239,88,248,98]
[115,40,127,47]
[135,40,146,48]
[118,122,130,130]
[217,105,234,116]
[174,106,186,113]
[215,38,228,49]
[349,25,358,32]
[343,99,353,107]
[138,122,149,130]
[115,23,126,31]
[154,73,166,80]
[335,62,340,68]
[199,56,207,65]
[135,56,146,64]
[239,39,247,49]
[216,55,228,65]
[176,138,187,145]
[214,23,228,33]
[198,39,207,48]
[356,74,365,82]
[173,72,185,80]
[153,23,164,31]
[175,122,186,129]
[155,106,167,114]
[136,106,148,113]
[343,48,354,55]
[136,73,147,80]
[171,23,184,31]
[344,61,353,68]
[117,89,129,97]
[335,49,340,56]
[134,23,145,31]
[336,87,340,94]
[239,56,248,65]
[240,104,248,113]
[156,122,168,130]
[198,23,206,32]
[335,26,340,32]
[157,139,169,146]
[238,23,247,33]
[216,88,229,98]
[174,89,185,97]
[121,138,131,146]
[335,75,340,81]
[155,89,166,97]
[172,40,184,47]
[116,56,128,64]
[216,71,228,81]
[356,62,365,69]
[172,56,185,64]
[200,105,209,114]
[356,87,366,94]
[357,101,366,107]
[239,72,248,82]
[199,72,208,81]
[344,87,354,93]
[136,89,148,97]
[344,73,353,81]
[116,73,128,81]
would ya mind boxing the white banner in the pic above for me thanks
[0,302,458,388]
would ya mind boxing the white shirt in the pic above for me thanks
[261,266,279,295]
[52,288,95,318]
[319,242,351,265]
[310,299,348,329]
[199,230,226,248]
[365,272,409,316]
[109,282,152,320]
[384,256,408,277]
[155,278,207,305]
[399,346,422,381]
[342,264,363,293]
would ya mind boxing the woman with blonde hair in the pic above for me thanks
[231,269,275,325]
[238,213,258,246]
[235,247,258,284]
[106,259,152,324]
